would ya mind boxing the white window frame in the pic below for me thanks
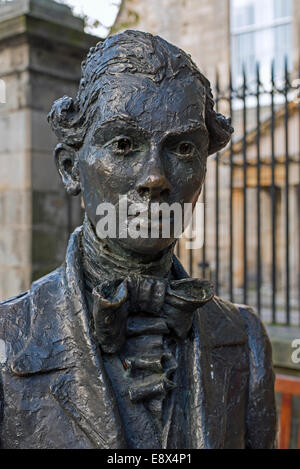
[230,0,293,90]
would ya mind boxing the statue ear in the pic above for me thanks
[206,113,233,156]
[54,143,81,196]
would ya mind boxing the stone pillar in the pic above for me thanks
[0,0,99,300]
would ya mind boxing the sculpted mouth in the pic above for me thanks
[126,211,174,222]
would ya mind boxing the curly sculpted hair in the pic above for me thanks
[48,30,233,156]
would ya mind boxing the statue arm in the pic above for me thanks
[0,292,30,448]
[239,305,277,449]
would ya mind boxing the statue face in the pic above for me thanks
[77,74,209,255]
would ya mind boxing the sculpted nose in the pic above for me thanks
[137,163,172,199]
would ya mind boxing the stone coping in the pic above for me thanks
[0,0,84,31]
[266,324,300,373]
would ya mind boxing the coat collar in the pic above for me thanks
[186,316,239,449]
[10,227,247,449]
[172,255,247,348]
[11,227,126,449]
[165,264,247,448]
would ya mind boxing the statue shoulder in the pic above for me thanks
[0,290,31,368]
[236,303,271,348]
[200,295,247,331]
[235,305,277,448]
[203,296,270,342]
[0,291,30,334]
[197,296,271,349]
[0,267,64,351]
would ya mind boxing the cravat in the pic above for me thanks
[81,215,214,432]
[92,275,214,354]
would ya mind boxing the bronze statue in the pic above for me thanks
[0,30,277,449]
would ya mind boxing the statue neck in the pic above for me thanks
[81,214,175,288]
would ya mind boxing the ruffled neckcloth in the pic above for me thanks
[81,215,213,447]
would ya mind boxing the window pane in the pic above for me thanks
[274,23,292,74]
[231,0,292,86]
[274,0,292,18]
[231,0,291,30]
[231,0,255,29]
[231,31,256,85]
[254,0,274,26]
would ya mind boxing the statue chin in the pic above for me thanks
[109,235,177,258]
[90,212,180,258]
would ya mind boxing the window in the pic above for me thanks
[231,0,292,88]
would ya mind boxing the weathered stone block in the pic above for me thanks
[0,110,30,155]
[0,189,31,227]
[0,266,30,300]
[267,325,300,372]
[32,190,69,227]
[0,226,31,267]
[0,150,29,190]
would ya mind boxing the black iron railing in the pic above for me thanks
[178,60,300,326]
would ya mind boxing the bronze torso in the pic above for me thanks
[0,30,277,449]
[0,226,277,449]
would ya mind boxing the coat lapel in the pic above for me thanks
[187,319,233,448]
[10,228,126,449]
[170,257,248,449]
[187,298,248,449]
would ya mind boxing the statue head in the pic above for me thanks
[48,30,232,256]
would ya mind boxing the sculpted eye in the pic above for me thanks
[113,137,133,155]
[176,141,195,157]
